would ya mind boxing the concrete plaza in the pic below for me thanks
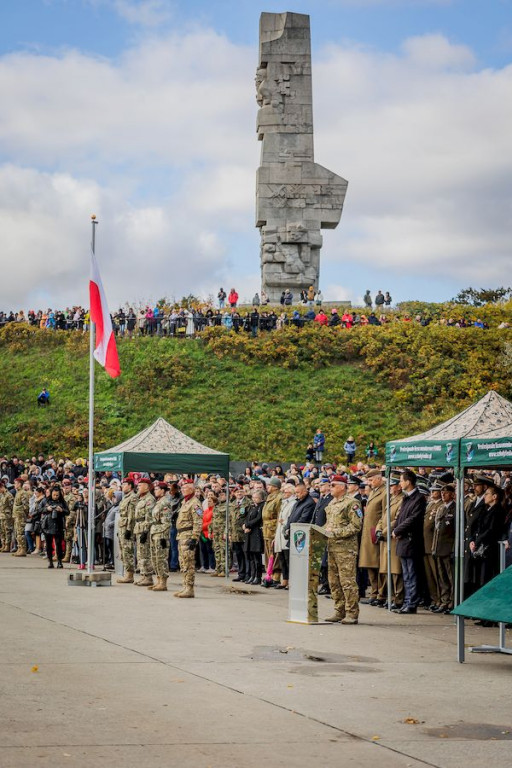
[0,556,510,768]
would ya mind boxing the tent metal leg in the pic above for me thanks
[457,615,465,663]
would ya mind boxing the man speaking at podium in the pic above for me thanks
[324,475,363,625]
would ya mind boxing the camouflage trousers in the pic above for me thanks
[151,534,169,579]
[0,518,13,549]
[13,513,26,550]
[136,534,153,577]
[118,531,135,572]
[327,542,359,620]
[178,539,196,588]
[213,536,225,574]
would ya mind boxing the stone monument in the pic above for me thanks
[256,12,348,303]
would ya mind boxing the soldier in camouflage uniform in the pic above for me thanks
[149,482,172,591]
[210,489,228,577]
[132,478,156,586]
[116,477,138,583]
[0,480,14,552]
[231,486,247,581]
[0,480,13,548]
[62,481,77,563]
[174,480,203,598]
[324,474,363,624]
[12,477,31,557]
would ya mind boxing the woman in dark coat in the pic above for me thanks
[243,490,264,585]
[41,485,69,568]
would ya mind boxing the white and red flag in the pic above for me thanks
[89,250,121,378]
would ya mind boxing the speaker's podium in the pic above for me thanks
[288,523,330,624]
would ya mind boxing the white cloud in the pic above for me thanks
[113,0,173,27]
[0,28,511,310]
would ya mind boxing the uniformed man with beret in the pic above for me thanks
[324,474,363,624]
[149,482,172,592]
[132,478,156,587]
[358,469,386,604]
[210,488,229,577]
[62,480,77,563]
[12,476,30,557]
[0,480,14,552]
[116,477,138,583]
[174,480,203,598]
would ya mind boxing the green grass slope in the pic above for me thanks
[1,320,511,462]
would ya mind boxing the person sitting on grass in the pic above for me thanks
[37,387,50,407]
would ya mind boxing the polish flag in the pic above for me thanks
[89,250,121,378]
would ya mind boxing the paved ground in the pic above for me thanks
[0,556,510,768]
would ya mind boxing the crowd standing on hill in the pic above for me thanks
[2,284,509,340]
[1,452,510,622]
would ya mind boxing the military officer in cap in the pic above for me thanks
[174,480,203,598]
[375,475,404,609]
[347,475,365,508]
[464,474,493,597]
[132,478,155,586]
[261,477,282,584]
[148,482,172,591]
[324,474,363,624]
[432,483,456,612]
[358,469,386,604]
[116,477,138,583]
[0,480,14,552]
[423,482,444,610]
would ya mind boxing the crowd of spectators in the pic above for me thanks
[1,452,510,624]
[0,299,503,339]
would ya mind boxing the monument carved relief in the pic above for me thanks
[255,12,348,301]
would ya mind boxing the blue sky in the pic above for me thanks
[1,0,511,309]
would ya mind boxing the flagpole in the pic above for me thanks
[87,215,98,573]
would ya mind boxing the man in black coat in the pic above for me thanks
[313,479,332,594]
[464,475,493,597]
[392,470,426,613]
[284,483,316,539]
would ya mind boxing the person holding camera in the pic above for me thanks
[41,485,69,568]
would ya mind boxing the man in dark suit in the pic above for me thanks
[392,469,426,614]
[464,475,493,597]
[284,483,316,538]
[313,479,332,594]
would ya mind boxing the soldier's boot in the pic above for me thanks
[153,577,168,592]
[116,571,134,584]
[325,613,344,623]
[175,586,194,598]
[62,542,72,563]
[341,617,358,625]
[173,588,184,597]
[135,575,154,587]
[14,547,27,557]
[147,577,158,590]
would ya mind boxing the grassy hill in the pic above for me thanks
[1,316,511,463]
